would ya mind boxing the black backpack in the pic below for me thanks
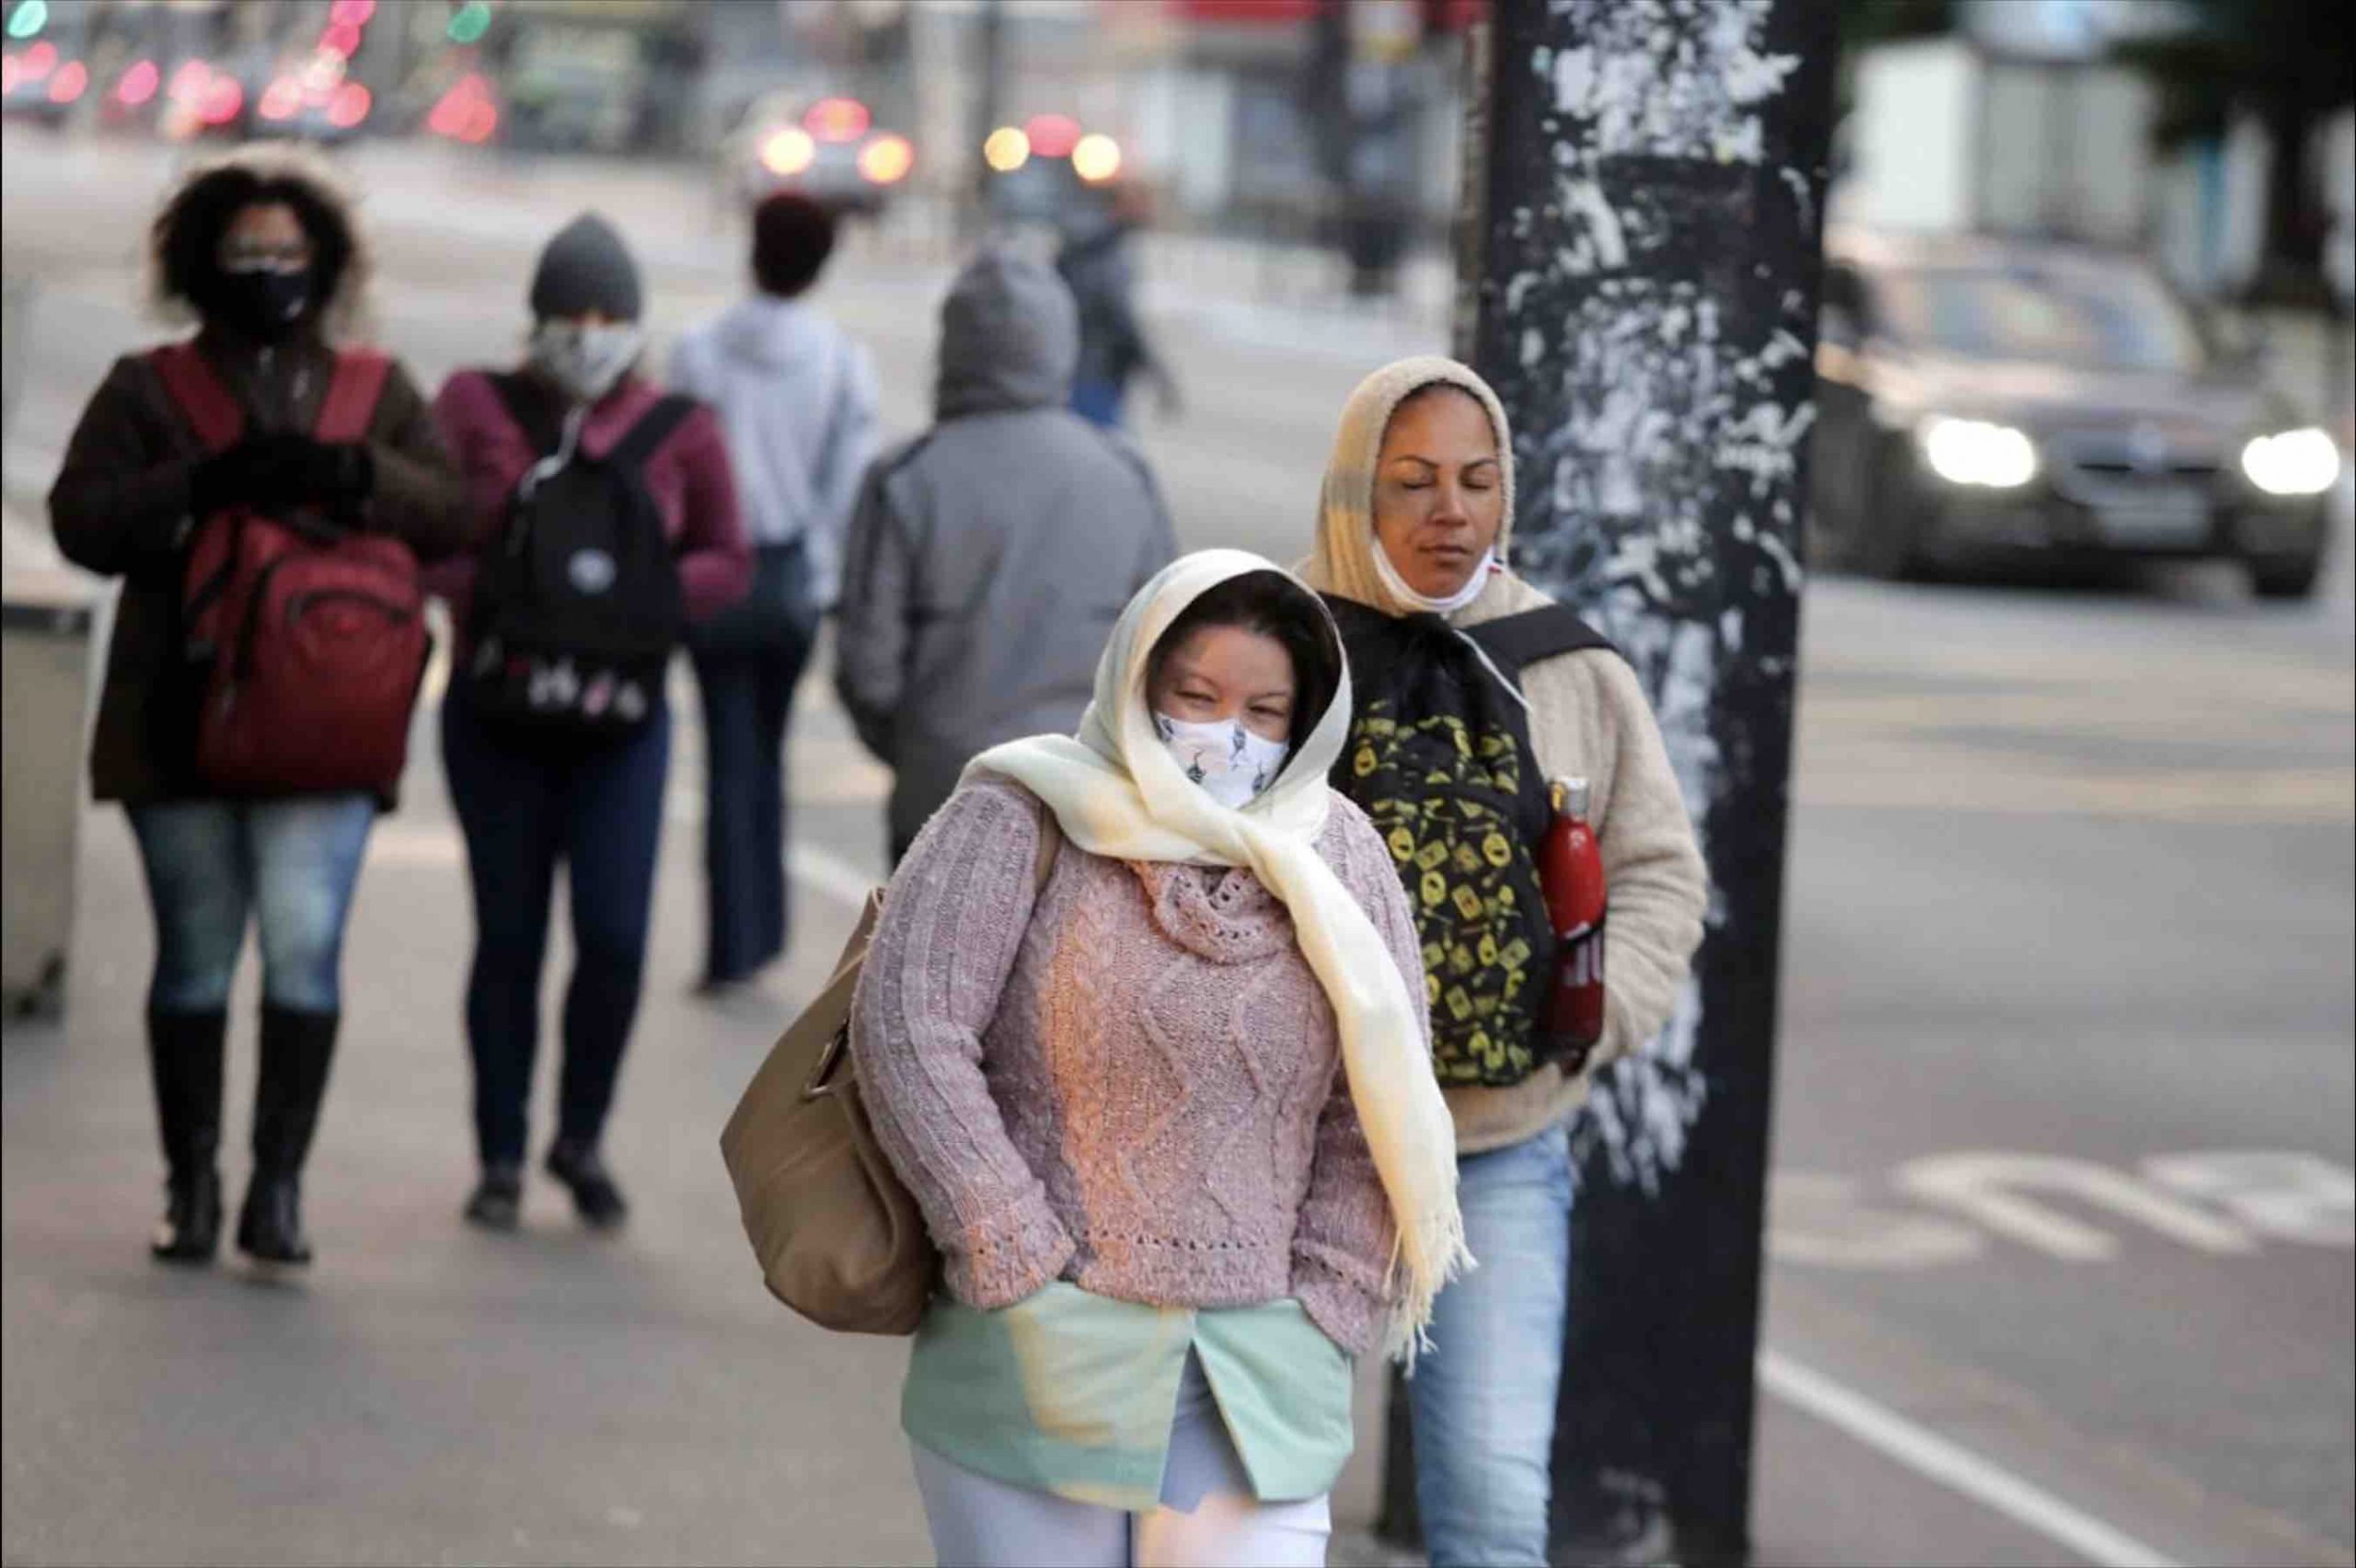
[1322,596,1617,1090]
[464,375,695,741]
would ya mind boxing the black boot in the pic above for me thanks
[545,1138,629,1230]
[237,1004,339,1265]
[462,1163,524,1231]
[146,1007,226,1263]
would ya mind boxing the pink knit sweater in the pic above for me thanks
[851,776,1423,1356]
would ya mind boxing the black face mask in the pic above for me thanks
[213,267,314,343]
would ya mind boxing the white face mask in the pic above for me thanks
[1371,537,1496,616]
[1153,712,1291,811]
[529,319,643,404]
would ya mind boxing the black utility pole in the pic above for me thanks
[1461,2,1835,1562]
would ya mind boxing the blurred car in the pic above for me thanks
[980,113,1123,226]
[1810,230,2342,599]
[722,91,913,217]
[1,40,91,126]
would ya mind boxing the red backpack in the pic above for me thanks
[150,342,429,797]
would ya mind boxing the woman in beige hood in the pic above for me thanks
[1302,356,1707,1566]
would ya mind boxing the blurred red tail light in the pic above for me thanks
[259,76,301,121]
[201,75,242,126]
[115,58,160,106]
[1024,113,1081,159]
[803,96,870,144]
[327,81,369,130]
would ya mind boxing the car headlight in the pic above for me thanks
[2239,428,2341,497]
[1919,417,2038,489]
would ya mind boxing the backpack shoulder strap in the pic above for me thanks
[1320,593,1429,692]
[146,341,244,452]
[606,393,701,476]
[314,351,391,444]
[1463,605,1619,679]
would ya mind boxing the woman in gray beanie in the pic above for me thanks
[430,212,750,1234]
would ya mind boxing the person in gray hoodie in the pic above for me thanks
[670,193,881,988]
[835,246,1176,861]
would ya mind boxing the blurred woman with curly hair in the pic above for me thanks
[49,148,465,1269]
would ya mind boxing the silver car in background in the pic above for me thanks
[1810,230,2341,598]
[720,89,914,218]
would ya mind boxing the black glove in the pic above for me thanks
[256,433,374,510]
[189,437,272,518]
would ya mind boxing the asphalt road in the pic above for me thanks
[5,133,2351,1567]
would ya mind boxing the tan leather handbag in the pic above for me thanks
[720,811,1061,1335]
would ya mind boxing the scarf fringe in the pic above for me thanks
[1380,1210,1477,1371]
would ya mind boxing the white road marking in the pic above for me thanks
[1896,1152,2258,1262]
[1758,1348,2182,1568]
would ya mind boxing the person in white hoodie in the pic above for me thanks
[669,192,881,990]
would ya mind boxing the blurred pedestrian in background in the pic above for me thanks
[48,149,465,1268]
[1057,182,1182,430]
[431,213,749,1235]
[1303,358,1707,1566]
[669,193,880,995]
[853,550,1467,1568]
[835,246,1175,863]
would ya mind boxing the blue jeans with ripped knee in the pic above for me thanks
[128,795,376,1015]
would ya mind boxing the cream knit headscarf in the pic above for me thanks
[1300,355,1518,617]
[965,549,1472,1363]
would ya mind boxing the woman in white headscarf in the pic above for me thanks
[852,550,1467,1568]
[1303,356,1707,1567]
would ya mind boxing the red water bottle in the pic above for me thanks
[1540,776,1607,1067]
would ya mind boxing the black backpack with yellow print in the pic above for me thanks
[1322,596,1617,1089]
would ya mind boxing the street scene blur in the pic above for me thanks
[2,1,2350,1565]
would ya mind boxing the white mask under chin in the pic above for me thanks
[1154,712,1291,811]
[1371,536,1495,615]
[529,320,644,405]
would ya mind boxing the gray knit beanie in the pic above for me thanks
[529,213,642,321]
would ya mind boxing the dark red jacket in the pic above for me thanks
[427,369,751,639]
[49,329,467,805]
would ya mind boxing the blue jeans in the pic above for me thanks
[441,694,672,1166]
[1407,1123,1574,1567]
[1069,375,1127,430]
[689,632,813,983]
[127,795,376,1015]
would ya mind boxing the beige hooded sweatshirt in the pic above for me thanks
[1301,356,1709,1155]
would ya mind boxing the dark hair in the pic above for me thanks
[1148,571,1343,751]
[751,192,839,298]
[150,154,363,331]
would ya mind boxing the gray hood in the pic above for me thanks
[935,247,1079,421]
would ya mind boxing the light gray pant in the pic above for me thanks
[909,1352,1333,1567]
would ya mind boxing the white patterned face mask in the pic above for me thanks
[1153,712,1290,811]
